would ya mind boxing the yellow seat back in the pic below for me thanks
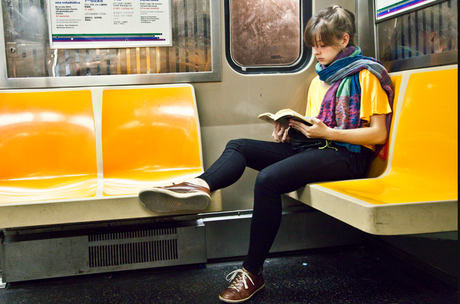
[101,85,203,195]
[0,90,98,203]
[391,69,458,190]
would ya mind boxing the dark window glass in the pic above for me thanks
[225,0,311,74]
[378,0,457,62]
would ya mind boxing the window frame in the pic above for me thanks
[224,0,312,74]
[0,0,222,89]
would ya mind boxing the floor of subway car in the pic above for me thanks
[0,244,457,304]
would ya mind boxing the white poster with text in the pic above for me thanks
[48,0,172,49]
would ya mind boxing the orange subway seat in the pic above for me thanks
[287,68,458,234]
[317,69,458,205]
[101,85,203,196]
[0,90,98,204]
[366,75,402,178]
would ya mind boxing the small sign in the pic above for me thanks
[48,0,172,49]
[376,0,436,20]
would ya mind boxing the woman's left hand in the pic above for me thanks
[289,117,330,139]
[289,114,388,145]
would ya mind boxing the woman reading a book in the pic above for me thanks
[139,5,393,303]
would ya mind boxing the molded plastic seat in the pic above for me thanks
[319,70,457,203]
[290,68,458,235]
[0,90,98,204]
[101,85,203,196]
[0,85,221,229]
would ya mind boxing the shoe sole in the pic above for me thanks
[139,188,211,213]
[218,283,265,303]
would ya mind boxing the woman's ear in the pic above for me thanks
[341,33,350,48]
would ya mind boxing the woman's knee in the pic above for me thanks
[225,138,251,151]
[255,169,281,196]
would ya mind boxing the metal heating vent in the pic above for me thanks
[89,239,178,268]
[88,228,179,268]
[88,228,177,242]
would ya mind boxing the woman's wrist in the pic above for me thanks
[323,127,336,141]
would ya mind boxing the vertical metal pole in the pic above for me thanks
[356,0,377,58]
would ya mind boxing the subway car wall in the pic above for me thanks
[0,0,457,284]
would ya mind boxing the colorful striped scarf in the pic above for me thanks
[316,46,394,154]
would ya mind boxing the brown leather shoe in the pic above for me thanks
[139,182,211,212]
[219,268,265,303]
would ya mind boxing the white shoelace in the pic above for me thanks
[225,269,254,291]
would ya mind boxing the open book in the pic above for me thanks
[258,109,313,126]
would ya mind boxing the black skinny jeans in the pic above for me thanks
[198,138,368,275]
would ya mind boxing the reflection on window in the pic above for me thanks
[230,0,301,67]
[378,0,457,62]
[2,0,211,78]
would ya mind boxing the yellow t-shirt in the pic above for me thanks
[306,70,392,151]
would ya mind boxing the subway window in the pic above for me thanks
[1,0,220,87]
[225,0,311,74]
[377,0,457,71]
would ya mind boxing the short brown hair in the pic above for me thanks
[304,5,356,47]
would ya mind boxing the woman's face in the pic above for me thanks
[312,34,349,66]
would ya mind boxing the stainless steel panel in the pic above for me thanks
[382,50,457,71]
[204,206,364,260]
[1,221,207,282]
[2,236,89,282]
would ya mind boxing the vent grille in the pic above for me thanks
[89,239,178,268]
[88,228,177,242]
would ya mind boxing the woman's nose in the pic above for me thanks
[313,48,320,55]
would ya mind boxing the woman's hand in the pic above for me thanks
[272,122,290,143]
[289,118,330,139]
[289,115,388,145]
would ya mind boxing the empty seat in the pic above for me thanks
[101,85,204,196]
[0,90,98,204]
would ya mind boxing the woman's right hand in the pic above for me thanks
[272,122,290,143]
